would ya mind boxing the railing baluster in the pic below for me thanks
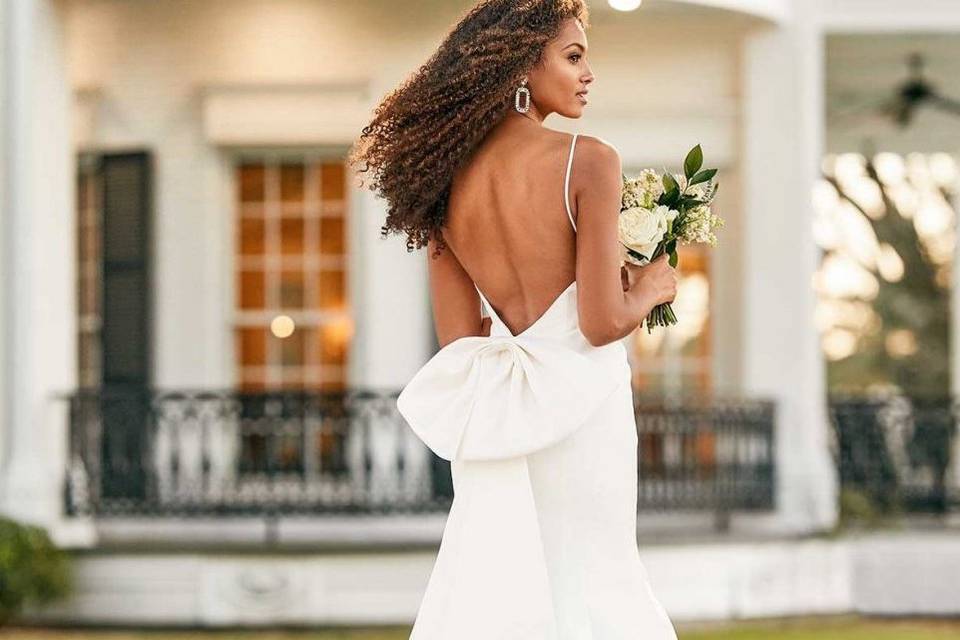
[63,388,786,518]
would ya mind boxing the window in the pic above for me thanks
[233,155,351,392]
[628,245,714,485]
[77,154,103,389]
[75,151,154,500]
[76,151,153,391]
[629,245,713,397]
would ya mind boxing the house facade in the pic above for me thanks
[1,0,958,626]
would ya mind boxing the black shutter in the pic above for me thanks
[99,151,153,501]
[101,152,152,387]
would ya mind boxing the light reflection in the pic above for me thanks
[834,153,866,186]
[813,180,840,215]
[836,200,880,270]
[324,313,354,352]
[271,314,296,338]
[914,196,954,237]
[874,152,906,186]
[814,298,878,334]
[821,154,838,178]
[887,183,919,218]
[906,153,933,190]
[815,151,957,365]
[631,272,708,355]
[930,153,958,188]
[925,230,956,265]
[885,329,918,358]
[822,328,858,360]
[814,253,879,300]
[669,273,709,347]
[846,177,885,219]
[876,243,904,283]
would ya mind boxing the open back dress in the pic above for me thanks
[396,133,679,640]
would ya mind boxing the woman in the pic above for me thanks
[349,1,679,637]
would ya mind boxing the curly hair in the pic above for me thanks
[347,0,590,257]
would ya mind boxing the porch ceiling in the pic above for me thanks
[594,0,791,24]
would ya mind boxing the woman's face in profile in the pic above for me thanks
[527,18,595,119]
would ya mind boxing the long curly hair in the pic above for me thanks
[347,0,590,257]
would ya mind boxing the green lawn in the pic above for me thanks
[5,616,960,639]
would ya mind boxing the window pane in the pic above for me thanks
[79,333,98,380]
[80,223,99,264]
[236,327,267,366]
[280,369,304,390]
[239,218,265,256]
[238,270,265,309]
[319,217,345,254]
[318,321,349,366]
[277,327,305,367]
[76,160,103,389]
[320,162,345,201]
[320,379,346,392]
[80,273,98,316]
[317,269,346,310]
[280,217,304,255]
[238,376,266,392]
[280,163,304,202]
[280,270,305,309]
[238,163,265,203]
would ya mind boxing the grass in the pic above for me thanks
[4,616,960,639]
[679,615,960,639]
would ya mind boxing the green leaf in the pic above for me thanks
[689,168,717,186]
[662,173,679,194]
[669,250,679,268]
[684,145,703,179]
[662,188,680,207]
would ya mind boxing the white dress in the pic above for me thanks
[397,133,679,640]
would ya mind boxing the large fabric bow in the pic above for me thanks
[397,334,624,461]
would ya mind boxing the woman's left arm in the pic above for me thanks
[426,234,490,347]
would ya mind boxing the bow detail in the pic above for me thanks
[397,334,626,461]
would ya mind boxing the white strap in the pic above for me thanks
[563,133,579,232]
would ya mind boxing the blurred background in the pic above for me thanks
[0,0,958,637]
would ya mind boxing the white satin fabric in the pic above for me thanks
[397,279,679,639]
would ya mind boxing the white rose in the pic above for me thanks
[657,204,679,224]
[619,206,668,260]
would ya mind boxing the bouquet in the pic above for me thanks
[619,144,724,333]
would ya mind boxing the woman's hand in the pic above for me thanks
[622,254,677,306]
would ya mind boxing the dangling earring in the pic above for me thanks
[514,78,531,113]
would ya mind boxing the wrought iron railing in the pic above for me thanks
[63,388,777,521]
[828,392,960,515]
[633,395,776,522]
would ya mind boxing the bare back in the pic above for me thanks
[442,127,579,337]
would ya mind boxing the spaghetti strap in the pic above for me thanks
[563,133,579,232]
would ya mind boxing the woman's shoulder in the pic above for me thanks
[573,133,621,182]
[575,133,620,164]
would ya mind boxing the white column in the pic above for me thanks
[0,0,8,480]
[740,5,838,534]
[350,186,432,390]
[0,0,75,528]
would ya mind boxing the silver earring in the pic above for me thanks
[514,79,531,113]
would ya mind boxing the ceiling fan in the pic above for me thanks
[884,53,960,126]
[830,53,960,128]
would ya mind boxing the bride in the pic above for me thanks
[350,1,679,637]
